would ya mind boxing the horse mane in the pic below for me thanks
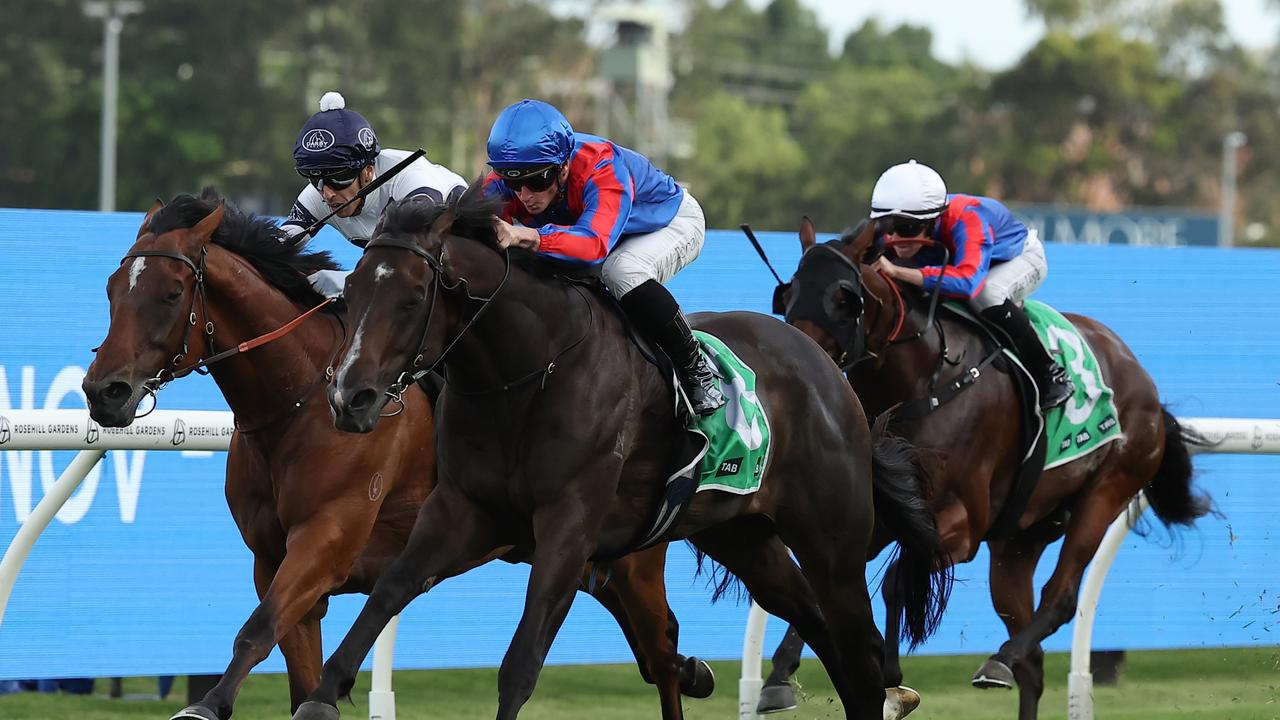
[376,179,595,282]
[148,187,340,308]
[376,179,503,247]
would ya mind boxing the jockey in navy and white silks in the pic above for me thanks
[281,91,466,298]
[870,160,1074,410]
[482,98,725,415]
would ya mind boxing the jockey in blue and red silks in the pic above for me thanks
[482,98,725,416]
[871,160,1075,411]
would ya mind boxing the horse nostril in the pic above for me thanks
[102,382,132,403]
[348,388,378,412]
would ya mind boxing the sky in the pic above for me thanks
[798,0,1280,69]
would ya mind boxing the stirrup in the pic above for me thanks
[1038,375,1074,411]
[681,360,725,415]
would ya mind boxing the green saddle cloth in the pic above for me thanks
[688,331,771,494]
[1022,300,1123,469]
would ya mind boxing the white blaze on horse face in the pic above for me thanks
[127,258,147,292]
[374,263,393,282]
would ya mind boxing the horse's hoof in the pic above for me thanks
[170,706,219,720]
[679,656,716,699]
[756,682,798,714]
[292,701,340,720]
[971,658,1016,689]
[884,685,922,720]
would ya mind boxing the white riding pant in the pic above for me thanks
[972,229,1047,311]
[603,191,706,299]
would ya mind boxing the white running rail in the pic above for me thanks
[0,409,400,720]
[737,417,1280,720]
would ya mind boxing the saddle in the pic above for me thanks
[894,302,1048,540]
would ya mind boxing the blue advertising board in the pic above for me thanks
[1011,203,1220,247]
[0,208,1276,679]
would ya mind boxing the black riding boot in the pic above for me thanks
[980,299,1074,411]
[620,280,726,416]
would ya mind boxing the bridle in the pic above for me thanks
[116,245,218,413]
[362,231,591,415]
[112,243,338,424]
[774,238,951,372]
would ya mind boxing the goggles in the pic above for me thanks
[299,167,361,191]
[878,215,931,238]
[494,164,560,193]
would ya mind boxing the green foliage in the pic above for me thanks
[4,0,1280,243]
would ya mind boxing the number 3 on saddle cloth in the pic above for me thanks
[632,331,773,551]
[938,299,1124,538]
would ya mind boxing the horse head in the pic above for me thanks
[777,216,895,370]
[83,191,225,426]
[329,184,504,433]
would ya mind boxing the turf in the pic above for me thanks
[1,646,1276,719]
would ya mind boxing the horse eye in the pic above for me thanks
[163,290,182,304]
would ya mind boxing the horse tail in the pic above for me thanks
[1143,406,1213,528]
[869,413,954,649]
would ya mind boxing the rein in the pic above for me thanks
[366,234,592,414]
[115,246,341,419]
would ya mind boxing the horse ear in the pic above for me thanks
[799,215,817,251]
[191,201,225,241]
[843,217,879,264]
[427,208,455,242]
[137,200,164,238]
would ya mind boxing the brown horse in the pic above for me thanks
[80,189,712,720]
[292,187,952,720]
[764,217,1211,719]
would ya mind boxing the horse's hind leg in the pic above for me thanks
[779,509,885,720]
[973,527,1057,720]
[985,485,1132,720]
[292,486,502,719]
[689,519,854,706]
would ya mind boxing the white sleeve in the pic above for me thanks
[281,186,330,244]
[391,161,468,205]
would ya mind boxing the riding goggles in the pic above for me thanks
[878,215,932,238]
[299,167,361,191]
[494,164,560,193]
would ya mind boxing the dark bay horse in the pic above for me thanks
[766,217,1211,719]
[293,188,952,720]
[80,190,712,720]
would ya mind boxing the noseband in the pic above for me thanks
[116,246,218,412]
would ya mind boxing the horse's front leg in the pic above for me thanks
[496,494,605,720]
[291,485,501,720]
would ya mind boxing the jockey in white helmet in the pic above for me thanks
[870,160,1074,410]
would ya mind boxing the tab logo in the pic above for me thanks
[716,457,743,477]
[302,129,336,152]
[1097,415,1117,434]
[1075,429,1092,447]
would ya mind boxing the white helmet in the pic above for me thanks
[869,160,947,219]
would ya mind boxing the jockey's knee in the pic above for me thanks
[603,255,657,299]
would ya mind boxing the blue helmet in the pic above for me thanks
[293,92,381,174]
[486,99,574,169]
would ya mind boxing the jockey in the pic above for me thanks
[281,91,467,297]
[870,160,1074,411]
[482,98,725,416]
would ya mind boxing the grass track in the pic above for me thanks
[1,647,1276,719]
